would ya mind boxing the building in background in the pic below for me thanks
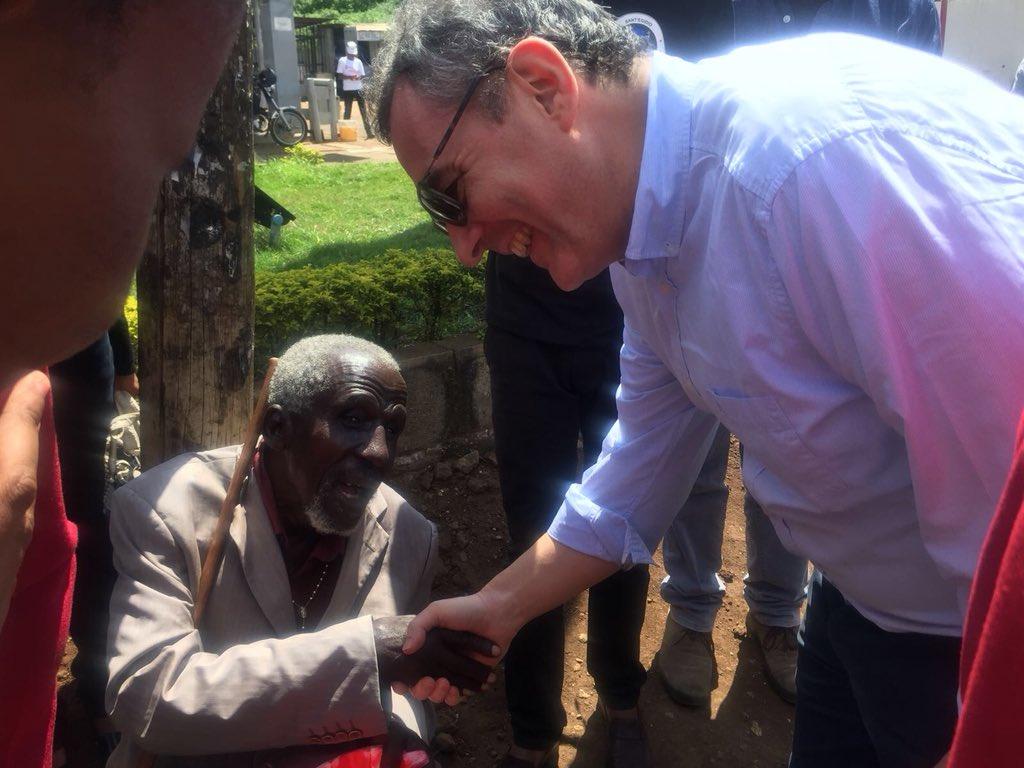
[257,0,302,108]
[939,0,1024,88]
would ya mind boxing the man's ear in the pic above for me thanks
[261,404,291,450]
[505,36,579,132]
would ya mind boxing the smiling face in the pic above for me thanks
[388,37,642,292]
[266,355,408,536]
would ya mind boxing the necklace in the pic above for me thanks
[292,561,331,630]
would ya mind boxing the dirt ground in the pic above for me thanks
[393,436,794,768]
[57,437,793,768]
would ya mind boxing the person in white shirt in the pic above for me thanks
[337,40,374,139]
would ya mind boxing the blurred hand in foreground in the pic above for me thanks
[0,371,50,630]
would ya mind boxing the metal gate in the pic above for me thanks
[295,20,324,81]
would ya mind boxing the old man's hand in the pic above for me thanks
[373,615,499,706]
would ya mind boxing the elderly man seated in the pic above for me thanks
[104,335,492,767]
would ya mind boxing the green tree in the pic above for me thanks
[294,0,397,22]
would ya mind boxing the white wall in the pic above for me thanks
[942,0,1024,87]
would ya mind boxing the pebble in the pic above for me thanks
[750,721,762,737]
[577,633,588,643]
[433,732,456,753]
[454,450,480,474]
[467,475,491,493]
[417,468,434,490]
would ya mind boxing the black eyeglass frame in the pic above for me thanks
[416,66,504,233]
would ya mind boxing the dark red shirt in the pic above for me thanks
[253,449,345,632]
[948,411,1024,767]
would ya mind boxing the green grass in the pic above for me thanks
[254,159,451,272]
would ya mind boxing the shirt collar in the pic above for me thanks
[623,52,697,266]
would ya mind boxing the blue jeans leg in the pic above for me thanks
[662,426,809,632]
[744,493,809,628]
[660,425,730,633]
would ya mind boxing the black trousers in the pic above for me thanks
[486,326,649,750]
[790,573,960,768]
[50,336,117,720]
[339,84,373,137]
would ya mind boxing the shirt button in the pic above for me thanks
[783,14,792,22]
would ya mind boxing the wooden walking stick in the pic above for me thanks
[136,357,278,768]
[194,356,278,625]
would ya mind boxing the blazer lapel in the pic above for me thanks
[321,490,390,623]
[229,474,297,636]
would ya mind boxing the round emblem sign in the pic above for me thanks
[616,12,665,53]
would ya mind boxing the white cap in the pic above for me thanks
[346,41,358,55]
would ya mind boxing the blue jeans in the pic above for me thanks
[661,425,809,631]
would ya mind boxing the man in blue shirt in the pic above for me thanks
[655,0,942,710]
[482,6,734,767]
[371,1,1024,764]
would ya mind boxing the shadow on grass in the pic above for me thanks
[264,221,451,271]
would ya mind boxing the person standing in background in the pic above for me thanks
[338,40,375,139]
[50,315,136,763]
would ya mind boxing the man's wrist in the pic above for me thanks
[477,581,526,644]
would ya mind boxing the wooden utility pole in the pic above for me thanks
[138,7,256,468]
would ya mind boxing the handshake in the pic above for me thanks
[373,615,501,706]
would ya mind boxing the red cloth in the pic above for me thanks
[0,385,76,768]
[948,411,1024,767]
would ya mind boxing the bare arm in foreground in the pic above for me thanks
[0,371,49,631]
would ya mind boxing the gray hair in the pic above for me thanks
[269,334,400,416]
[367,0,643,142]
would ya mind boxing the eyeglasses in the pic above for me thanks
[416,66,502,233]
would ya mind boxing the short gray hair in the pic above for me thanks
[367,0,643,142]
[269,334,400,416]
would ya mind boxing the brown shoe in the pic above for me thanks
[600,704,650,768]
[745,613,799,704]
[655,619,716,707]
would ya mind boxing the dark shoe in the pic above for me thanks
[655,618,716,707]
[498,747,557,768]
[602,707,650,768]
[746,613,798,704]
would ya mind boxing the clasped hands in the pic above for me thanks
[373,588,517,707]
[373,615,500,706]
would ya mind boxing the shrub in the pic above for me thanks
[282,143,324,165]
[255,248,485,363]
[123,295,138,346]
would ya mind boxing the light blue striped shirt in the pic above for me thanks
[549,35,1024,635]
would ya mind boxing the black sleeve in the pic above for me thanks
[900,0,941,54]
[108,314,135,377]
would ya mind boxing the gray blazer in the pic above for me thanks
[105,446,438,768]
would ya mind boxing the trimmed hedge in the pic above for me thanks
[255,248,485,362]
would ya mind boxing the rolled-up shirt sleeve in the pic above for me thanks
[549,321,719,567]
